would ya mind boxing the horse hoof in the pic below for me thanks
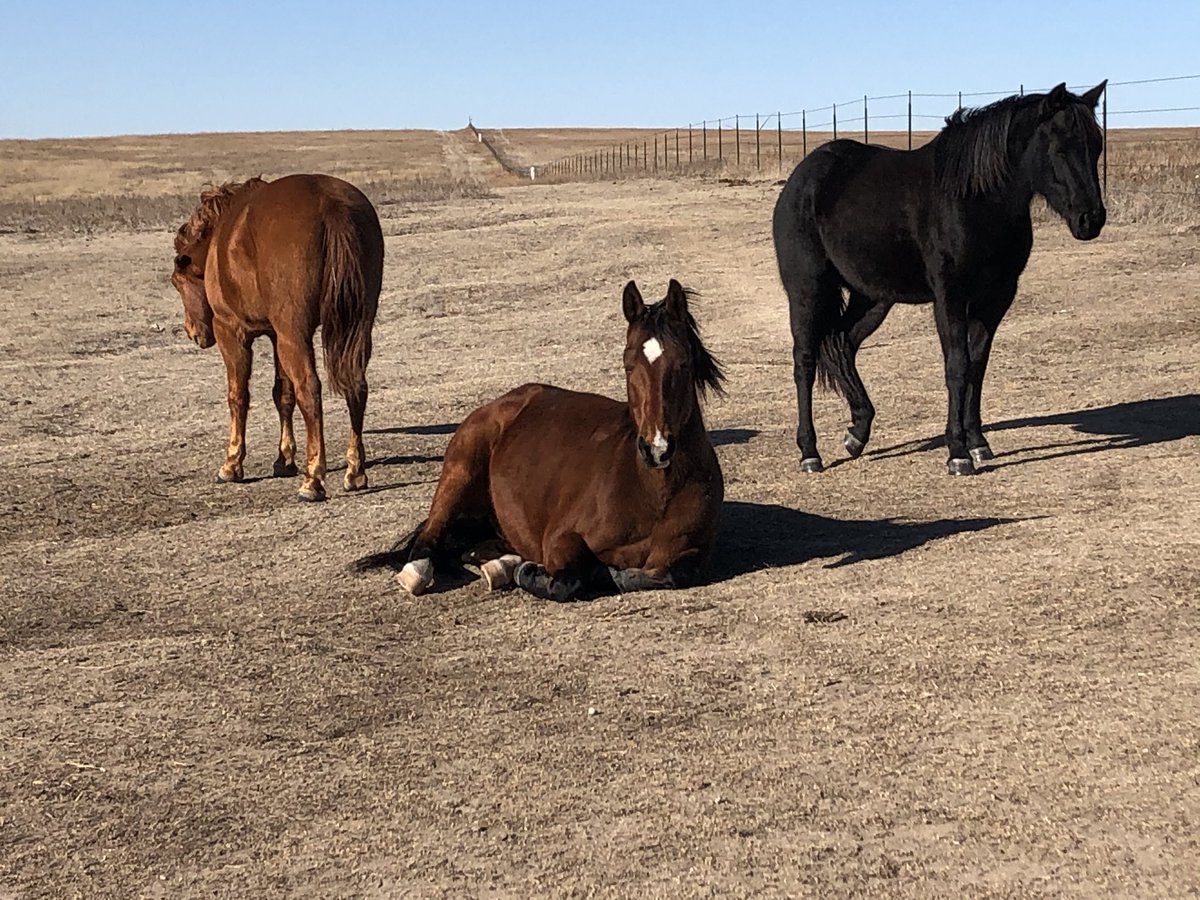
[397,558,434,595]
[343,470,368,491]
[481,554,523,591]
[297,482,327,502]
[947,458,976,476]
[844,432,867,459]
[215,465,243,484]
[969,446,994,464]
[800,457,824,474]
[272,460,299,478]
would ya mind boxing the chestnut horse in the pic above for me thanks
[171,173,384,501]
[355,279,726,601]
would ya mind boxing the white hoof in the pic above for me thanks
[396,558,434,595]
[480,554,523,591]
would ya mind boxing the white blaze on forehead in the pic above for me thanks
[652,430,669,454]
[642,337,663,364]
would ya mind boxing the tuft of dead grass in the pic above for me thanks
[359,175,496,206]
[0,192,198,235]
[0,175,495,235]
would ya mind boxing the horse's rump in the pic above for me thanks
[208,175,383,395]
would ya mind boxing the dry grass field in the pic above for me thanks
[1,126,1199,898]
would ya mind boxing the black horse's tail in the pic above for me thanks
[350,520,426,573]
[816,319,854,397]
[774,143,861,401]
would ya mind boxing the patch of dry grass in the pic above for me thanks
[0,192,197,235]
[0,176,495,235]
[1104,128,1200,225]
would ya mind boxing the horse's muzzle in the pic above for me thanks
[638,434,675,469]
[186,325,215,349]
[1072,206,1106,241]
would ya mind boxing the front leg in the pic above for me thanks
[514,531,597,602]
[605,545,703,594]
[963,286,1015,465]
[606,567,677,592]
[270,336,299,478]
[932,295,973,475]
[215,323,253,484]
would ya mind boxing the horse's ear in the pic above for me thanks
[665,278,689,319]
[622,280,644,323]
[1080,80,1107,109]
[1041,82,1069,116]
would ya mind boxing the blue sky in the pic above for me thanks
[1,0,1197,138]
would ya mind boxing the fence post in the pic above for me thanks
[777,111,782,172]
[654,135,658,173]
[718,119,723,161]
[755,113,761,170]
[833,103,837,140]
[1020,83,1024,96]
[703,120,708,160]
[863,95,868,143]
[736,114,741,165]
[643,140,647,170]
[688,124,693,165]
[1102,85,1108,199]
[675,128,680,168]
[958,90,962,110]
[907,90,912,149]
[802,109,807,156]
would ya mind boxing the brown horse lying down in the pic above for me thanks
[171,174,384,501]
[356,279,725,601]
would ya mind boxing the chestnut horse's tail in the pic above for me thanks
[350,520,426,573]
[320,201,383,396]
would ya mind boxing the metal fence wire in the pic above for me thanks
[530,74,1200,220]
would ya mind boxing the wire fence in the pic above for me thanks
[531,75,1200,223]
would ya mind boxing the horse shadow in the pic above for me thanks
[867,394,1199,469]
[708,500,1020,580]
[365,423,459,437]
[711,427,759,447]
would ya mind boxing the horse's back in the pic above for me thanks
[774,140,883,275]
[487,383,630,467]
[207,174,383,332]
[775,140,936,302]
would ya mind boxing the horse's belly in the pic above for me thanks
[825,238,931,303]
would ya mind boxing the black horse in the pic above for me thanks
[773,81,1107,475]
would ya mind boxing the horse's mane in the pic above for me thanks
[934,92,1100,198]
[174,176,268,254]
[642,288,726,399]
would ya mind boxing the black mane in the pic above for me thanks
[642,288,726,399]
[934,91,1100,198]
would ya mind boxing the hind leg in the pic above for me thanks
[278,336,327,501]
[786,271,840,473]
[343,377,369,491]
[837,292,891,458]
[270,338,299,478]
[397,421,494,595]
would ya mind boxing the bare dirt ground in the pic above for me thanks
[1,135,1199,898]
